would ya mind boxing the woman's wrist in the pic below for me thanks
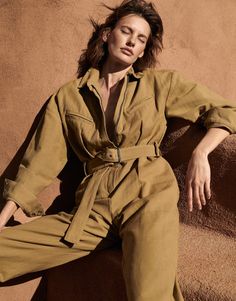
[0,215,8,229]
[192,147,209,159]
[0,200,18,226]
[192,127,230,158]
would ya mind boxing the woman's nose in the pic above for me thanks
[126,37,135,47]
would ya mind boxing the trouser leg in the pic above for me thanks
[120,200,184,301]
[0,197,116,283]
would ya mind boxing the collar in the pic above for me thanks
[77,66,144,89]
[127,66,144,79]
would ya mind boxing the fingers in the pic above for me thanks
[186,180,211,212]
[0,226,9,232]
[205,179,211,200]
[185,155,211,212]
[0,221,9,232]
[199,184,206,206]
[186,180,202,212]
[187,182,193,212]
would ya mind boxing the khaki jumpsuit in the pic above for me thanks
[1,67,236,301]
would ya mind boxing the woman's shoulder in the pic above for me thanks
[56,78,81,95]
[142,68,199,89]
[141,67,179,88]
[143,67,179,80]
[46,78,83,110]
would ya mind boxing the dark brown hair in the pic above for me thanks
[77,0,164,77]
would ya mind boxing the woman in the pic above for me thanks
[0,0,235,300]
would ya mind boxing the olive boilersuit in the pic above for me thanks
[1,67,236,301]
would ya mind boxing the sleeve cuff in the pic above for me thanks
[204,121,235,134]
[3,178,45,217]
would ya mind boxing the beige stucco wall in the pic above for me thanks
[0,1,236,300]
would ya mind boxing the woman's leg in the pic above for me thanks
[0,197,116,282]
[119,197,184,301]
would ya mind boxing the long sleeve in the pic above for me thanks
[3,93,68,217]
[165,71,236,134]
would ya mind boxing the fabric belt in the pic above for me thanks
[64,142,161,245]
[84,142,161,175]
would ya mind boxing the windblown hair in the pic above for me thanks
[77,0,164,77]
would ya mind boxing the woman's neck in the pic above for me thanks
[100,60,131,90]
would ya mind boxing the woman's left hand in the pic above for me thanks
[185,151,211,212]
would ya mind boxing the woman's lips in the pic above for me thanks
[120,48,133,56]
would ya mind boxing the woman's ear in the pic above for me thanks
[102,28,111,42]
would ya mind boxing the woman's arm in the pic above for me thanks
[185,127,230,212]
[0,200,19,231]
[3,93,68,218]
[164,71,235,211]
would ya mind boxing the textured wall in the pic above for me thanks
[0,1,236,300]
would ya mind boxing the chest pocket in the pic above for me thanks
[65,111,94,124]
[124,95,163,142]
[65,111,97,159]
[126,95,158,126]
[127,95,154,112]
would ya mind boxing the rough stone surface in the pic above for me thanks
[161,120,236,237]
[0,1,235,300]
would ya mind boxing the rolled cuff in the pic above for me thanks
[203,107,236,134]
[3,178,45,217]
[204,120,235,134]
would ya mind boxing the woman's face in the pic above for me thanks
[104,14,151,67]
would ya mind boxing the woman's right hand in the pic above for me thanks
[0,200,18,232]
[0,226,9,232]
[0,219,9,232]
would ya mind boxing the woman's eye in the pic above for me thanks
[139,38,145,44]
[121,28,129,34]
